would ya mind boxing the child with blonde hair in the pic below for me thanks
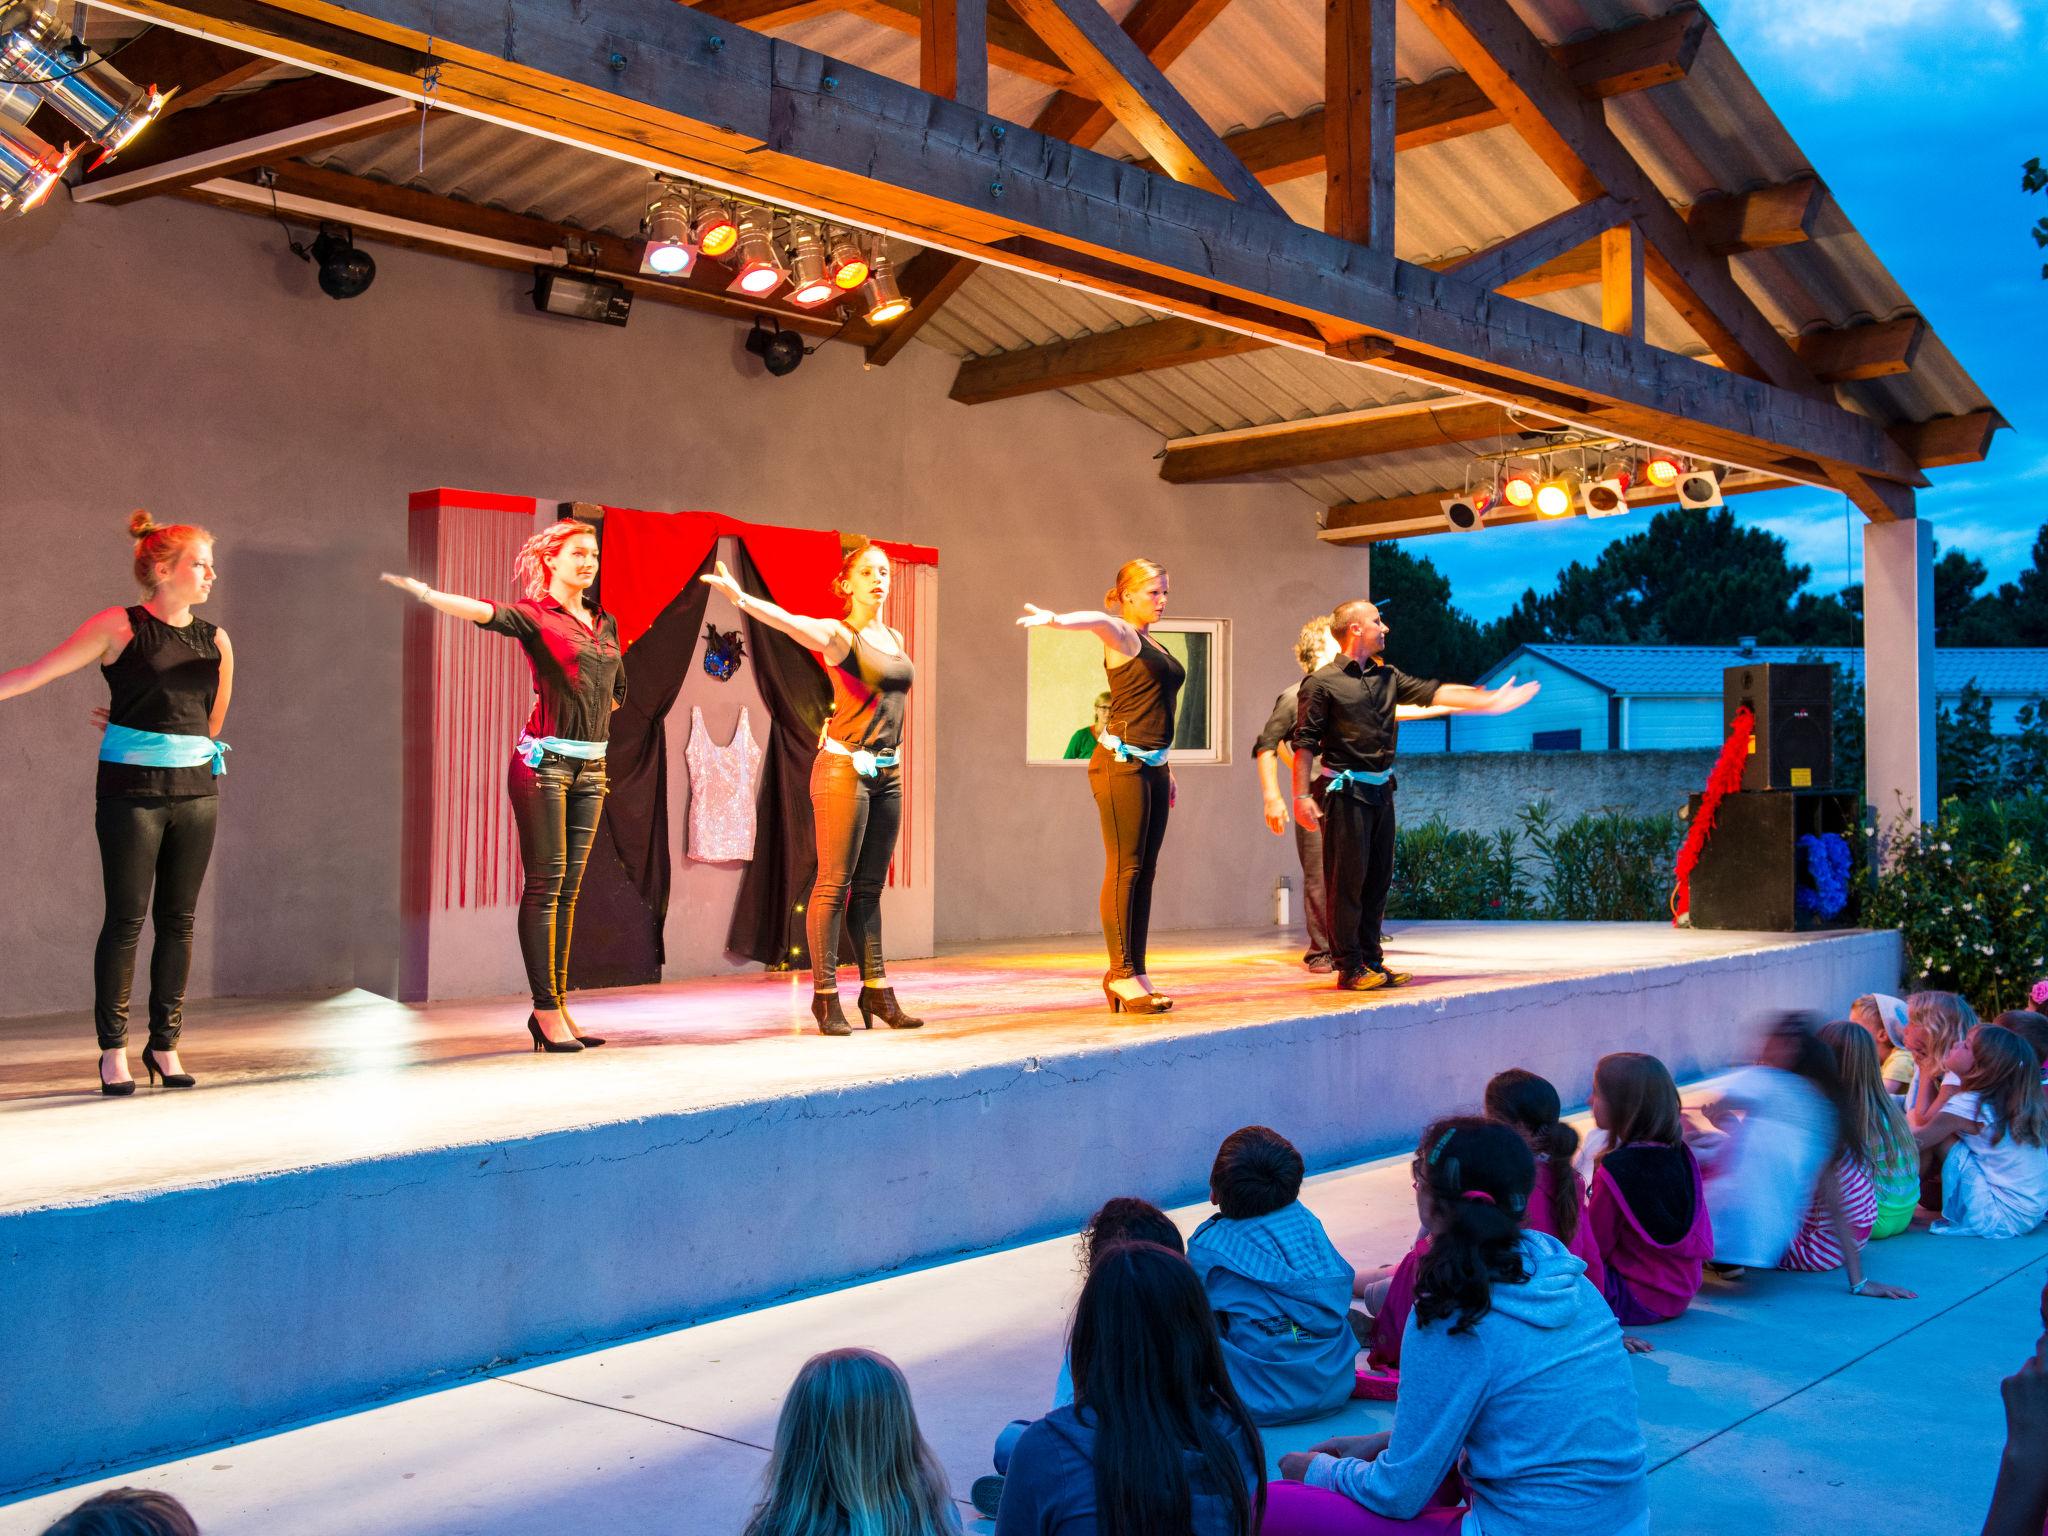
[1918,1024,2048,1239]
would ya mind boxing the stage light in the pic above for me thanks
[1583,462,1633,517]
[641,178,694,276]
[783,219,837,308]
[1535,471,1576,518]
[0,114,75,216]
[1501,464,1539,508]
[827,227,869,290]
[745,316,807,377]
[690,196,737,258]
[1676,464,1725,510]
[1642,452,1682,489]
[1441,481,1493,532]
[727,205,784,297]
[0,5,169,163]
[533,266,632,326]
[298,222,375,299]
[860,251,909,325]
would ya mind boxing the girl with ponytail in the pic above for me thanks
[1484,1068,1604,1292]
[1,512,230,1094]
[1271,1118,1647,1536]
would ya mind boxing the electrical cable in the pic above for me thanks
[0,22,146,87]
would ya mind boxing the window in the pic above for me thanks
[1025,620,1229,764]
[1532,727,1582,752]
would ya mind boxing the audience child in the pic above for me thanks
[1585,1052,1712,1333]
[1267,1119,1648,1536]
[1980,1276,2048,1536]
[1850,993,1914,1098]
[40,1490,199,1536]
[1818,1019,1921,1241]
[1994,1011,2048,1089]
[994,1241,1265,1536]
[1484,1068,1605,1294]
[1904,990,1978,1129]
[1186,1126,1358,1425]
[1917,1024,2048,1239]
[976,1197,1185,1518]
[741,1348,959,1536]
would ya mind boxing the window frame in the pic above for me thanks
[1024,618,1232,766]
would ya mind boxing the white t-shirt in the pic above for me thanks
[1944,1090,2048,1209]
[1701,1067,1837,1267]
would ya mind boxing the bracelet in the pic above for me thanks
[1850,1277,1870,1295]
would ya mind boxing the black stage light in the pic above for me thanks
[300,222,375,299]
[532,267,632,326]
[745,317,807,377]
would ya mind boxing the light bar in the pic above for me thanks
[1,6,168,161]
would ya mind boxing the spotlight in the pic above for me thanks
[1535,471,1577,518]
[296,222,375,299]
[1500,462,1540,509]
[641,178,694,277]
[1676,464,1725,510]
[745,316,807,377]
[1642,452,1682,489]
[826,227,869,290]
[532,266,632,326]
[859,251,909,325]
[783,219,837,308]
[727,205,784,297]
[1440,481,1493,532]
[1583,462,1633,517]
[0,4,168,163]
[0,114,76,216]
[690,195,737,258]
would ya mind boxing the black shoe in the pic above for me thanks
[526,1014,584,1053]
[1304,953,1337,974]
[1336,970,1387,992]
[97,1056,136,1097]
[857,986,924,1030]
[141,1044,196,1088]
[812,993,853,1036]
[971,1475,1004,1519]
[1376,967,1411,987]
[1348,1307,1374,1350]
[560,1003,604,1047]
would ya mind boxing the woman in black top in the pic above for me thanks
[0,512,233,1095]
[1019,559,1182,1015]
[381,519,624,1054]
[702,538,924,1038]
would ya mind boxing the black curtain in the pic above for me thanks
[567,547,717,989]
[726,541,834,969]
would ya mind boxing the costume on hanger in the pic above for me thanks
[686,704,766,862]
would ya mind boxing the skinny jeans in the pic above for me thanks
[809,753,901,991]
[1294,814,1332,963]
[1088,750,1171,979]
[1321,787,1397,975]
[508,751,607,1011]
[93,794,218,1050]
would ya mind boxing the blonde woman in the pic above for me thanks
[742,1348,960,1536]
[1019,559,1180,1014]
[381,520,624,1052]
[702,538,923,1037]
[0,513,232,1095]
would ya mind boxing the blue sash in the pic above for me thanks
[99,723,229,776]
[1323,767,1393,797]
[822,735,900,778]
[518,733,608,768]
[1097,732,1168,768]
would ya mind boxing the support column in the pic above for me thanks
[1862,517,1936,827]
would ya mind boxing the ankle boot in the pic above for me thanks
[857,986,925,1030]
[811,993,853,1037]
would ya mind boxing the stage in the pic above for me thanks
[0,920,1899,1499]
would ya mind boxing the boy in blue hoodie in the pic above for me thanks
[1187,1125,1359,1425]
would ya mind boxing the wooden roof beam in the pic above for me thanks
[1032,0,1237,147]
[1437,195,1620,292]
[1894,408,2005,469]
[1161,397,1524,481]
[920,0,987,107]
[22,27,272,151]
[1325,0,1396,248]
[1795,316,1927,384]
[690,0,1078,87]
[1319,469,1793,543]
[949,316,1265,401]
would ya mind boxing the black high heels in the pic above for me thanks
[561,1008,606,1047]
[526,1014,584,1053]
[97,1055,135,1097]
[140,1044,196,1088]
[812,993,853,1037]
[857,986,924,1030]
[1102,977,1173,1016]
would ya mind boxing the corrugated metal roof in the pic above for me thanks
[1497,644,2048,698]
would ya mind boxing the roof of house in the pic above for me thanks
[1486,644,2048,698]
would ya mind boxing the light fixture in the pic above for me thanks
[1676,464,1725,510]
[690,195,737,258]
[1535,470,1577,518]
[1642,452,1682,489]
[860,251,909,325]
[727,205,785,297]
[783,219,837,308]
[1583,461,1633,517]
[827,227,869,290]
[641,177,694,277]
[0,112,75,215]
[0,4,169,163]
[745,316,807,377]
[533,266,632,326]
[294,222,375,299]
[1441,475,1494,532]
[1501,462,1540,509]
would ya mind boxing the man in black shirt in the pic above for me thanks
[1292,599,1537,990]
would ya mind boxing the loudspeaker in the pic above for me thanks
[1725,663,1832,792]
[1685,790,1858,931]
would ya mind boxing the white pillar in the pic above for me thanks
[1863,517,1936,826]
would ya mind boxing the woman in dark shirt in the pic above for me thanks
[701,537,924,1038]
[382,519,624,1053]
[1018,560,1181,1014]
[0,512,233,1095]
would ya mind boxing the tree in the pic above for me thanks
[1988,524,2048,645]
[2026,156,2047,278]
[1937,682,1998,802]
[1371,543,1493,681]
[1932,544,2012,646]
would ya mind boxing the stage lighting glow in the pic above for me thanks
[1643,453,1681,488]
[1,6,169,161]
[1535,473,1575,518]
[642,179,694,276]
[1502,469,1538,508]
[783,220,836,308]
[726,205,784,297]
[691,197,737,258]
[827,228,869,290]
[860,253,909,324]
[0,115,75,215]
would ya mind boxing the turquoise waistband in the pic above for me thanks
[519,734,608,767]
[1098,732,1169,768]
[1323,767,1393,795]
[822,736,900,778]
[99,724,229,776]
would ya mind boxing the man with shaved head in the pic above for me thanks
[1292,599,1538,991]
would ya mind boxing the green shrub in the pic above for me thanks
[1519,800,1682,922]
[1390,817,1531,920]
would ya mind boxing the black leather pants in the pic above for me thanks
[808,753,901,991]
[93,794,218,1050]
[509,752,608,1011]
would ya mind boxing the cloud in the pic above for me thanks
[1716,0,2031,92]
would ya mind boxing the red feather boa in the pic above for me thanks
[1671,705,1755,924]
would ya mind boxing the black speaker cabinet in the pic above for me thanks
[1685,790,1858,931]
[1724,663,1833,792]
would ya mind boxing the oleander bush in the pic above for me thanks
[1389,800,1679,924]
[1389,818,1532,920]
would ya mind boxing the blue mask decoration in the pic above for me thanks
[703,622,745,682]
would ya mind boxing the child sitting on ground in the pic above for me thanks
[1585,1051,1712,1336]
[1187,1125,1359,1425]
[1917,1023,2048,1239]
[1850,993,1914,1099]
[1904,990,1978,1129]
[1994,1011,2048,1090]
[1819,1019,1921,1241]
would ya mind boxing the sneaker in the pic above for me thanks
[1336,969,1387,992]
[971,1475,1004,1519]
[1304,953,1337,973]
[1375,967,1412,987]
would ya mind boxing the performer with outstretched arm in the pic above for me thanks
[1018,559,1181,1016]
[381,519,623,1054]
[0,512,232,1095]
[1293,599,1538,992]
[701,538,925,1038]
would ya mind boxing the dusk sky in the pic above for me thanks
[1417,0,2046,622]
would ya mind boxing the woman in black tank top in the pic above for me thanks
[1019,559,1182,1015]
[704,537,925,1038]
[0,512,233,1095]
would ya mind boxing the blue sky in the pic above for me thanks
[1416,0,2046,621]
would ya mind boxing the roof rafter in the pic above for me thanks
[23,26,272,150]
[1160,398,1520,482]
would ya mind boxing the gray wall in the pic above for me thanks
[0,195,1356,1018]
[1397,748,1718,839]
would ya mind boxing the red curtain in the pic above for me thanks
[601,508,721,653]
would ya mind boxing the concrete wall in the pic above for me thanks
[0,195,1351,1019]
[1398,747,1717,839]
